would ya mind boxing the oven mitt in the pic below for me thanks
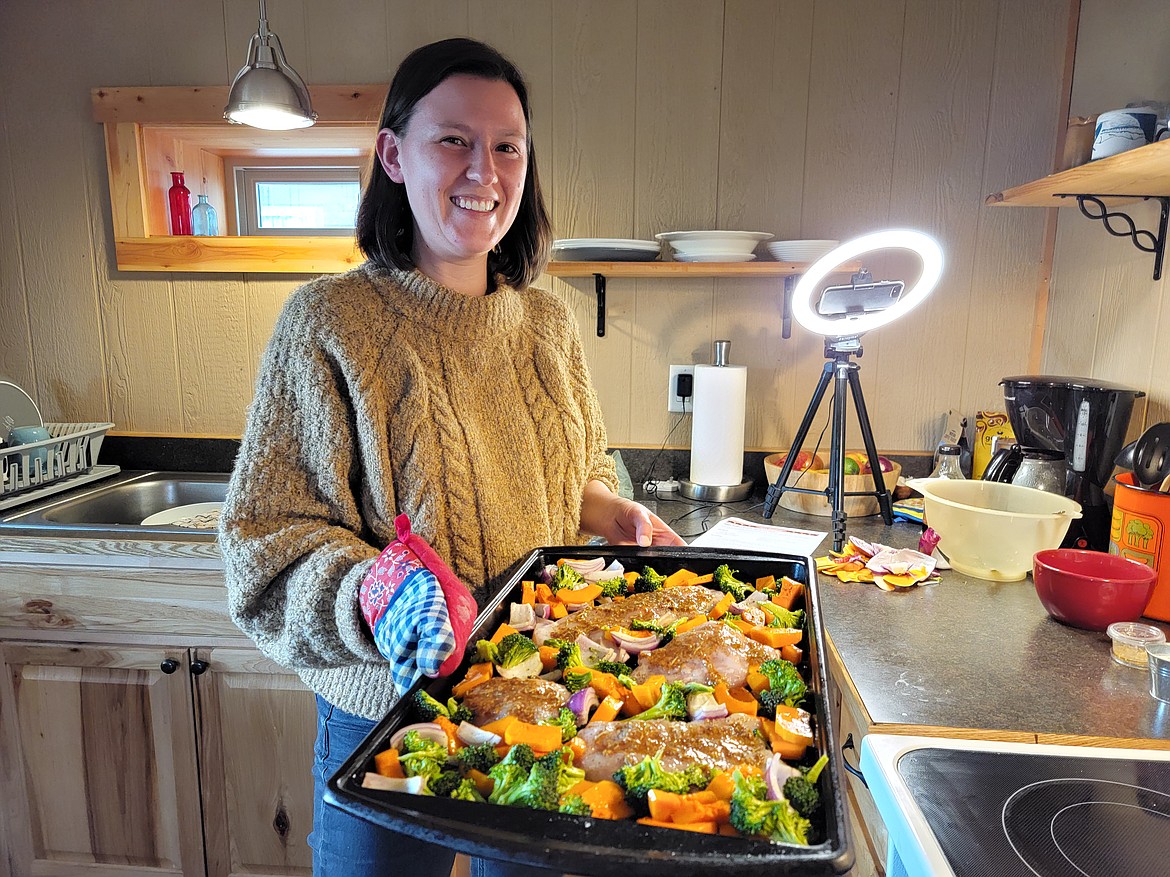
[358,514,478,694]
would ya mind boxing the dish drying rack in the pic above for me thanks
[0,422,117,509]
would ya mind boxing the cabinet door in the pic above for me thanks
[0,641,205,877]
[193,647,315,877]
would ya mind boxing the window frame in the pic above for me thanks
[224,158,364,237]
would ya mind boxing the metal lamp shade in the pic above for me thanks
[224,30,316,130]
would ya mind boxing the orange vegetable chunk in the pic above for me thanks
[373,748,404,778]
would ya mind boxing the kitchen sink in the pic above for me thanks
[0,470,229,540]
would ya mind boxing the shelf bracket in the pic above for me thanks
[593,273,607,337]
[1059,194,1169,281]
[782,274,797,339]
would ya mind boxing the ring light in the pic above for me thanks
[790,229,944,338]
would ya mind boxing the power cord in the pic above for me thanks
[641,394,690,496]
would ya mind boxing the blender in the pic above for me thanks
[990,376,1144,551]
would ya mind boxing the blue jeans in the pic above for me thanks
[311,695,557,877]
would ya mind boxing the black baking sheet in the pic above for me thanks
[325,545,853,876]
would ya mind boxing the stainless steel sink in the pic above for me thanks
[0,470,229,540]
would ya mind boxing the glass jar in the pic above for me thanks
[167,172,192,235]
[192,194,219,236]
[930,443,965,479]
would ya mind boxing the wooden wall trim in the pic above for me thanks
[91,84,387,125]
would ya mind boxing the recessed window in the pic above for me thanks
[230,163,363,236]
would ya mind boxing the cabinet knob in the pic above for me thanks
[160,658,180,674]
[190,659,210,676]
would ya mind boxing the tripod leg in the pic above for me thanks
[763,360,834,518]
[828,359,851,551]
[847,362,894,525]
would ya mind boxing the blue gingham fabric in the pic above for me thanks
[371,565,456,695]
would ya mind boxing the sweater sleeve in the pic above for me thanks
[218,283,384,670]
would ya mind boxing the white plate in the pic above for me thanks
[655,230,773,244]
[140,502,222,528]
[552,239,661,261]
[673,252,758,262]
[0,381,44,444]
[767,240,840,262]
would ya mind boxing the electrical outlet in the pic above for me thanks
[667,365,694,413]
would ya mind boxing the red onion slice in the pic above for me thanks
[388,722,446,751]
[456,721,501,746]
[568,687,599,725]
[609,629,662,653]
[584,559,626,583]
[763,752,801,801]
[563,557,607,576]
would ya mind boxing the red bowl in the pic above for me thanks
[1033,549,1156,631]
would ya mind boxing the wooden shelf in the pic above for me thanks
[113,236,364,274]
[986,139,1170,280]
[986,139,1170,207]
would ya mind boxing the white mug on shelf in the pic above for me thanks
[1091,107,1160,159]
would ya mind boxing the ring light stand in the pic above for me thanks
[762,229,944,551]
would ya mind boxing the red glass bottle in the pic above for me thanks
[168,172,192,235]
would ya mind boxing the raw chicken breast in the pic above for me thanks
[544,585,723,643]
[632,622,780,688]
[460,677,569,726]
[575,714,768,782]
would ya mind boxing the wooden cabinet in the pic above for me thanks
[0,550,316,877]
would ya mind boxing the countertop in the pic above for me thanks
[638,486,1170,750]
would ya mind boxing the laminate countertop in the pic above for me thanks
[638,487,1170,750]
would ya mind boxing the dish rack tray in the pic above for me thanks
[1,422,114,499]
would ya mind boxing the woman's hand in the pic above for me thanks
[579,480,686,547]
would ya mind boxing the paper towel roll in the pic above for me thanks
[689,364,747,486]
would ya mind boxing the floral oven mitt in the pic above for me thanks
[358,515,478,694]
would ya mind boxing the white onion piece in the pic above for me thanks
[389,722,446,751]
[497,652,544,679]
[575,634,616,665]
[564,557,607,575]
[584,559,625,583]
[763,752,801,801]
[508,602,537,631]
[456,721,501,746]
[614,647,631,663]
[531,618,557,646]
[362,773,427,794]
[609,629,662,654]
[532,602,552,620]
[742,590,769,605]
[539,668,564,682]
[686,691,727,720]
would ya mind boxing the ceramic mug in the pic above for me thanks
[1091,107,1161,159]
[8,425,51,474]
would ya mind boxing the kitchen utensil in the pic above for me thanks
[907,478,1081,581]
[0,381,44,444]
[1115,438,1138,470]
[1091,106,1160,159]
[1032,548,1156,631]
[1133,422,1170,489]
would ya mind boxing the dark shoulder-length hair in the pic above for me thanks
[356,38,552,289]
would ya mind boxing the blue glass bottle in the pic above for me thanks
[192,194,219,236]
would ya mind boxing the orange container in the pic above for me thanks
[1110,472,1170,621]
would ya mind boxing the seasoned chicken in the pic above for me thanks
[632,621,780,689]
[575,714,768,782]
[545,585,723,643]
[460,677,569,726]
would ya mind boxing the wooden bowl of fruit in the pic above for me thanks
[763,450,901,518]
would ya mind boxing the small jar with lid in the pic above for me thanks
[1106,621,1167,668]
[930,443,965,479]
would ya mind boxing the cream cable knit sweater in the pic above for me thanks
[219,263,618,719]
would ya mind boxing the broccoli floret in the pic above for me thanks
[475,639,499,664]
[542,707,579,743]
[613,754,712,804]
[629,682,689,721]
[713,564,752,602]
[427,767,464,797]
[558,793,593,816]
[591,659,636,685]
[486,743,540,806]
[550,639,584,672]
[450,778,486,802]
[500,742,537,772]
[411,690,474,725]
[550,563,587,593]
[398,731,448,781]
[455,742,502,773]
[730,770,811,845]
[490,756,562,810]
[783,754,829,818]
[493,633,543,678]
[561,667,592,693]
[756,658,808,717]
[629,617,683,647]
[596,576,627,598]
[758,602,804,630]
[634,566,667,593]
[411,690,450,722]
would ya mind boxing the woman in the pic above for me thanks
[219,37,684,877]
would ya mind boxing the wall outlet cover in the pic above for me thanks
[668,365,695,413]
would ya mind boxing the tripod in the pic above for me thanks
[763,335,893,551]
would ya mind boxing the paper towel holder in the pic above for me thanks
[762,229,944,550]
[679,340,755,503]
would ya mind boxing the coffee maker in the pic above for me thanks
[987,376,1144,551]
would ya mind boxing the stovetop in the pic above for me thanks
[861,735,1170,877]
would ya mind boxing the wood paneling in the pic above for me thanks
[0,0,1086,453]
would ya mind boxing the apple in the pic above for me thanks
[843,457,861,475]
[777,450,824,471]
[859,455,896,474]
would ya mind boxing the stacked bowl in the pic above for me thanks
[655,230,772,262]
[766,240,840,263]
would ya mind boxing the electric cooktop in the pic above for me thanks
[860,735,1170,877]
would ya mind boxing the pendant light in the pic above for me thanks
[224,0,317,130]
